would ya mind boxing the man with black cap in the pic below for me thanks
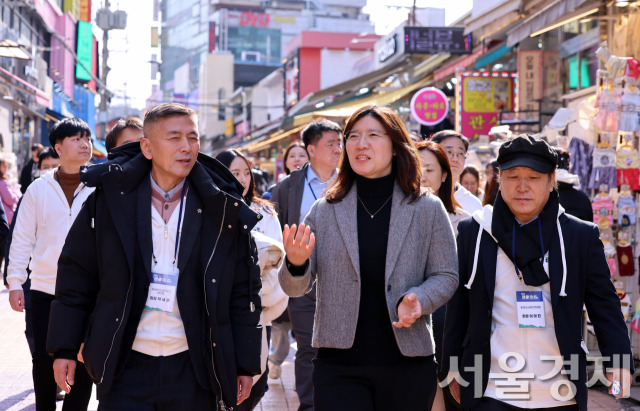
[441,134,633,410]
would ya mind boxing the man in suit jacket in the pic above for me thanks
[270,118,342,410]
[442,135,633,410]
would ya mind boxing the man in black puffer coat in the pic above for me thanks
[47,103,262,410]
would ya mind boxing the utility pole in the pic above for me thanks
[99,0,110,138]
[96,1,126,137]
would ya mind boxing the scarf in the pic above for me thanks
[491,190,559,286]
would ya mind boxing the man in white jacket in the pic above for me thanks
[7,117,95,411]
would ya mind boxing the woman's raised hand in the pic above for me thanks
[283,223,315,266]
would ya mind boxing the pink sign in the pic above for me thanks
[410,87,449,126]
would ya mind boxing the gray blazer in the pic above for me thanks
[279,181,459,357]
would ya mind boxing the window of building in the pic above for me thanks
[227,27,281,64]
[563,45,598,92]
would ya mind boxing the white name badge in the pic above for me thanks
[516,291,545,328]
[145,267,179,313]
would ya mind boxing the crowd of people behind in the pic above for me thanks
[1,102,635,411]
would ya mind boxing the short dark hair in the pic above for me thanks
[554,148,570,170]
[105,116,143,152]
[430,130,469,152]
[301,119,341,148]
[37,147,59,169]
[143,103,197,133]
[48,118,91,147]
[31,143,43,152]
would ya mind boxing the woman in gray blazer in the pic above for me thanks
[280,104,459,410]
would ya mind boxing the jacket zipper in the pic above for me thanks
[99,274,133,384]
[204,196,227,410]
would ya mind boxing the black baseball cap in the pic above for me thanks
[497,135,558,174]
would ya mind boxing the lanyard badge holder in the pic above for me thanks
[145,183,187,313]
[513,218,547,328]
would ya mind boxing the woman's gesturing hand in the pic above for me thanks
[283,223,315,266]
[392,293,422,328]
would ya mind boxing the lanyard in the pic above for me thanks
[305,175,318,201]
[152,182,187,267]
[512,217,544,281]
[55,171,86,203]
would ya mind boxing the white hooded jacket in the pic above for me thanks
[456,204,575,407]
[252,230,287,382]
[463,204,569,299]
[7,168,94,295]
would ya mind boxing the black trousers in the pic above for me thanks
[31,290,93,411]
[471,397,579,411]
[288,293,317,411]
[312,355,437,411]
[97,350,215,410]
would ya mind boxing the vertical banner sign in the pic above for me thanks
[458,73,515,140]
[208,23,216,53]
[75,21,93,82]
[410,87,449,126]
[518,50,542,112]
[284,54,299,108]
[79,0,91,22]
[151,27,159,47]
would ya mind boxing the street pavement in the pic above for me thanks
[0,286,637,410]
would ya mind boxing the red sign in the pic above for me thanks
[209,22,216,53]
[240,12,270,27]
[410,87,449,126]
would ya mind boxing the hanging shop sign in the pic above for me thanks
[457,72,516,140]
[284,53,300,109]
[404,27,472,55]
[378,34,397,63]
[75,21,94,82]
[410,87,449,126]
[518,50,542,112]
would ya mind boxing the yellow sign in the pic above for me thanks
[273,16,296,24]
[462,77,512,113]
[225,119,234,136]
[64,0,80,20]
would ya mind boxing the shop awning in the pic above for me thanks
[413,54,451,77]
[0,66,50,107]
[506,0,596,47]
[433,48,484,82]
[312,79,431,118]
[0,40,31,60]
[464,0,522,35]
[475,44,513,69]
[287,55,414,118]
[2,96,45,119]
[242,124,307,154]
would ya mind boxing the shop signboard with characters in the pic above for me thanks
[456,72,516,141]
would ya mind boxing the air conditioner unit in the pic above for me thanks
[241,51,261,62]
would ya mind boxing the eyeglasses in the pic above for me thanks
[445,149,467,159]
[345,131,388,144]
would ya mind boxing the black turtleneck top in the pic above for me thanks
[318,171,413,364]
